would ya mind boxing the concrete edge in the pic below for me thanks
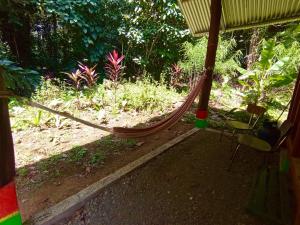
[28,128,200,225]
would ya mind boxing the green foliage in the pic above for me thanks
[9,77,182,131]
[0,0,192,79]
[33,78,70,102]
[120,0,192,78]
[180,37,241,81]
[89,151,105,165]
[272,40,300,86]
[277,23,300,47]
[34,0,126,66]
[124,138,137,146]
[0,59,40,96]
[17,167,29,177]
[69,146,88,162]
[0,40,11,59]
[96,136,136,152]
[117,78,180,112]
[238,38,300,103]
[32,110,43,127]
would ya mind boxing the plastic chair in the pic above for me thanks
[220,103,266,142]
[228,120,293,170]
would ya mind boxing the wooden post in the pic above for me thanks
[0,70,15,187]
[0,70,22,224]
[197,0,222,111]
[195,0,222,128]
[287,71,300,156]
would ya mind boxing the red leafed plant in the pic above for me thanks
[78,62,98,87]
[62,69,82,90]
[105,50,125,82]
[105,50,125,106]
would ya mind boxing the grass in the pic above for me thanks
[89,151,105,165]
[18,167,29,177]
[69,146,88,162]
[9,78,183,131]
[182,112,196,124]
[9,74,291,133]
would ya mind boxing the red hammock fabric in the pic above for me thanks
[11,74,206,138]
[112,74,205,137]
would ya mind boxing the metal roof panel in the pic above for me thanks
[178,0,300,36]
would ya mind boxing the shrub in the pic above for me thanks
[179,37,242,84]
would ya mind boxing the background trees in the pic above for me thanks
[0,0,191,79]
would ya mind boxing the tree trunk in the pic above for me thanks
[246,28,260,70]
[0,71,16,187]
[197,0,222,110]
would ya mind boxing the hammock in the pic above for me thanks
[112,75,205,137]
[1,74,206,138]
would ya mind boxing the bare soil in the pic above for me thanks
[14,112,194,222]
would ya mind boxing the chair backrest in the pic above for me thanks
[246,104,267,128]
[273,120,293,150]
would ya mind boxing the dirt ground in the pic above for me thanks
[15,117,194,222]
[13,102,237,222]
[57,130,269,225]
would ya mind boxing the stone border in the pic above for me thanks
[28,128,201,225]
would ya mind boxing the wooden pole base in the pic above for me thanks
[0,181,22,225]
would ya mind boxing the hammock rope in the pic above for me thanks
[0,74,206,138]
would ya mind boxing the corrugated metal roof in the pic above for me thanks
[178,0,300,36]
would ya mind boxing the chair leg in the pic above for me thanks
[228,144,241,171]
[230,129,236,150]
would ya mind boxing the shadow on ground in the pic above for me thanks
[16,104,270,223]
[55,130,272,225]
[16,110,194,221]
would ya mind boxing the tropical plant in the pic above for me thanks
[105,50,125,107]
[0,59,40,96]
[237,38,300,104]
[119,0,192,78]
[34,0,126,66]
[105,50,125,83]
[32,110,43,127]
[180,37,242,85]
[62,69,82,90]
[78,62,98,87]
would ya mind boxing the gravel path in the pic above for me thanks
[59,130,268,225]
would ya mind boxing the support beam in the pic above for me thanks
[0,71,15,187]
[288,71,300,156]
[0,71,22,224]
[197,0,222,110]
